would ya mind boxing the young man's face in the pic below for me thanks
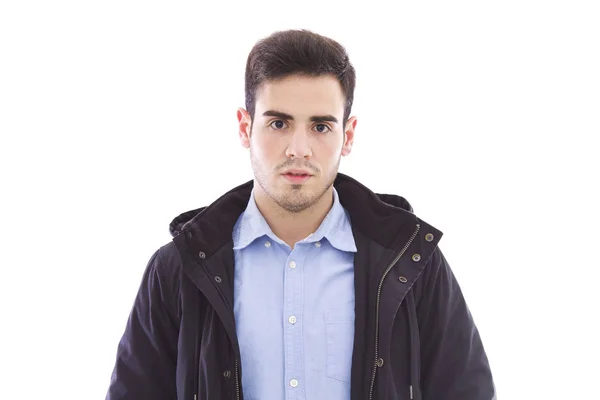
[238,74,357,213]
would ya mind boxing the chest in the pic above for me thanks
[233,238,356,397]
[233,237,355,319]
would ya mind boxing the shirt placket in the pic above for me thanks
[283,246,305,400]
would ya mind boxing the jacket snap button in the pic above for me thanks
[425,233,434,242]
[376,358,384,367]
[214,276,222,283]
[412,253,421,262]
[223,370,231,378]
[199,251,206,259]
[398,276,408,283]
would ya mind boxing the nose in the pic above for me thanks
[285,128,313,159]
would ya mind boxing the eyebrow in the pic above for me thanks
[262,110,338,124]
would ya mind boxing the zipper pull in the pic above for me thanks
[409,385,413,399]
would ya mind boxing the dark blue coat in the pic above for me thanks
[106,173,496,399]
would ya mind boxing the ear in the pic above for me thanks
[341,116,357,156]
[237,108,252,149]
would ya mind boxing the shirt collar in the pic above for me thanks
[233,187,357,253]
[232,188,275,250]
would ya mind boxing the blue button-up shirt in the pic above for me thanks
[232,187,357,400]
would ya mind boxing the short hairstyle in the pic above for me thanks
[245,29,356,125]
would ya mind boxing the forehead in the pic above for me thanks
[255,74,345,118]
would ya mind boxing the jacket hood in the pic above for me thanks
[169,174,414,238]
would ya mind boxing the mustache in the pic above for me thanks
[277,161,319,174]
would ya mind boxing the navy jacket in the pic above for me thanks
[106,173,496,399]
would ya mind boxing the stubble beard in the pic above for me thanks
[250,147,340,214]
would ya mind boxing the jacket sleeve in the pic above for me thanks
[415,247,496,399]
[106,247,179,400]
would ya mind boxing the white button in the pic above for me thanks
[265,241,271,247]
[289,261,296,269]
[288,315,297,324]
[315,241,321,248]
[290,379,298,388]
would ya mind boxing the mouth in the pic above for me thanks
[282,172,312,184]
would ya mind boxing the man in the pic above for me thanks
[106,29,496,400]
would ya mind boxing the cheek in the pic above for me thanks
[251,135,278,163]
[318,140,344,162]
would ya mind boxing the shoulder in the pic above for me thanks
[144,242,183,323]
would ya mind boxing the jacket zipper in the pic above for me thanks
[368,223,420,400]
[235,357,240,400]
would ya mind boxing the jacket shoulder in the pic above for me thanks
[149,242,183,324]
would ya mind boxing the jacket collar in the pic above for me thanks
[170,173,430,258]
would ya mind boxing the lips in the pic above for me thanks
[282,169,313,176]
[282,172,312,184]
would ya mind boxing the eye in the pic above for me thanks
[314,124,331,133]
[269,120,287,130]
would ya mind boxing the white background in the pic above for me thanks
[1,0,599,398]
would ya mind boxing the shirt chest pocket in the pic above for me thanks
[324,308,355,383]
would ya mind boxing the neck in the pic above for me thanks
[253,185,334,249]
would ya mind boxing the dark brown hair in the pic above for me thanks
[245,29,356,126]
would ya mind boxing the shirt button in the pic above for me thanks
[265,241,271,248]
[288,315,297,324]
[289,261,296,269]
[315,241,321,248]
[290,379,299,388]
